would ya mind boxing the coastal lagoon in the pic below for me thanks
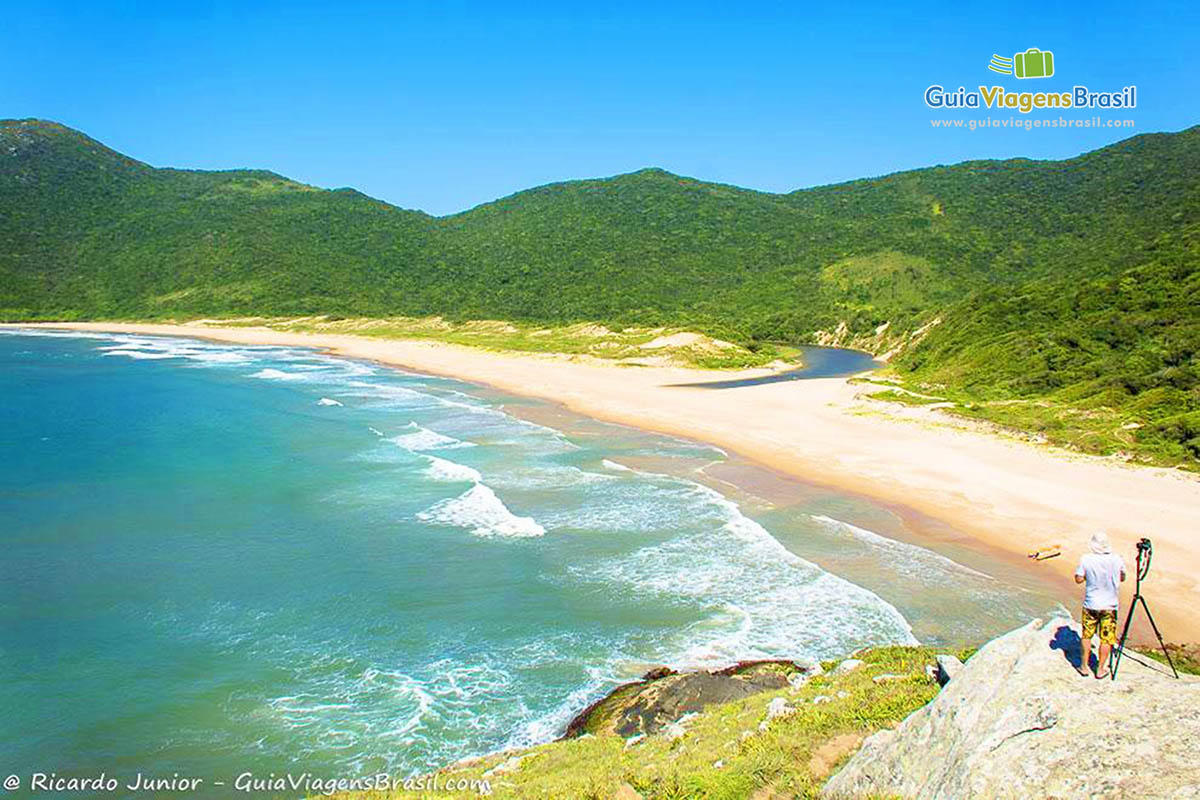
[0,330,1062,781]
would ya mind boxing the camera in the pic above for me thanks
[1112,534,1178,680]
[1135,537,1153,580]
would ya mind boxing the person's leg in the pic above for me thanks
[1079,609,1095,676]
[1095,611,1117,678]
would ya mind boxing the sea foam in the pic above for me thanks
[810,514,993,580]
[418,484,545,539]
[184,350,252,364]
[101,348,178,360]
[250,368,307,381]
[422,455,483,484]
[391,422,474,452]
[97,337,255,364]
[575,480,917,665]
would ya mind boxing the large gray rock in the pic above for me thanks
[824,617,1200,800]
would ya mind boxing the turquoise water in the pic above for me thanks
[0,330,1059,786]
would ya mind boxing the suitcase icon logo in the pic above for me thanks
[988,48,1055,79]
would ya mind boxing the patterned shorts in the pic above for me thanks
[1082,607,1118,644]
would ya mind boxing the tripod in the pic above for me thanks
[1110,538,1178,680]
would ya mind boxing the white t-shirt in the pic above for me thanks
[1075,552,1126,611]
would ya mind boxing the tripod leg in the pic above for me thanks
[1138,597,1180,679]
[1111,598,1139,680]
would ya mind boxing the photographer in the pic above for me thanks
[1074,532,1127,678]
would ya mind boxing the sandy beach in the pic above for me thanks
[17,321,1200,644]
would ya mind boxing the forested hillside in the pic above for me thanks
[894,235,1200,464]
[2,119,1198,465]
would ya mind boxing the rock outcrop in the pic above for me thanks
[564,660,813,739]
[934,653,963,686]
[824,617,1200,799]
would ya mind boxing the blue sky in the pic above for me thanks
[6,1,1197,215]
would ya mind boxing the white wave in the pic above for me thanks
[601,459,633,472]
[391,422,475,452]
[420,660,517,719]
[503,667,613,751]
[281,363,335,372]
[810,515,993,580]
[98,341,148,351]
[0,328,119,340]
[345,381,580,450]
[95,337,255,365]
[575,480,916,666]
[317,398,343,407]
[533,480,715,533]
[250,368,307,381]
[7,330,254,369]
[487,463,618,491]
[101,348,178,360]
[417,483,545,538]
[183,350,251,364]
[367,427,385,437]
[266,667,436,747]
[248,635,574,775]
[422,455,483,484]
[342,381,450,410]
[304,358,375,378]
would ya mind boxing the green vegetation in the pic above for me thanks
[888,251,1200,466]
[820,251,939,318]
[865,388,945,407]
[2,119,1198,466]
[1135,643,1200,676]
[244,316,785,369]
[339,646,960,800]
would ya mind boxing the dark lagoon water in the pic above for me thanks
[0,330,1060,789]
[673,345,880,389]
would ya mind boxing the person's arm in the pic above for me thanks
[1120,556,1127,582]
[1074,559,1086,584]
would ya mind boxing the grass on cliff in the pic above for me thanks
[337,645,967,800]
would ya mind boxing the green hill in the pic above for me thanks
[2,119,1198,465]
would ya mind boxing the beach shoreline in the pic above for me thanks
[12,320,1200,643]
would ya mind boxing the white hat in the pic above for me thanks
[1089,531,1112,555]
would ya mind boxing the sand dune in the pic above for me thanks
[18,321,1200,642]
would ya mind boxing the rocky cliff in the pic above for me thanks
[824,617,1200,800]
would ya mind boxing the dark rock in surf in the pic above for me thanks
[564,660,808,740]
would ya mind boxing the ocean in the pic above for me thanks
[0,330,1062,783]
